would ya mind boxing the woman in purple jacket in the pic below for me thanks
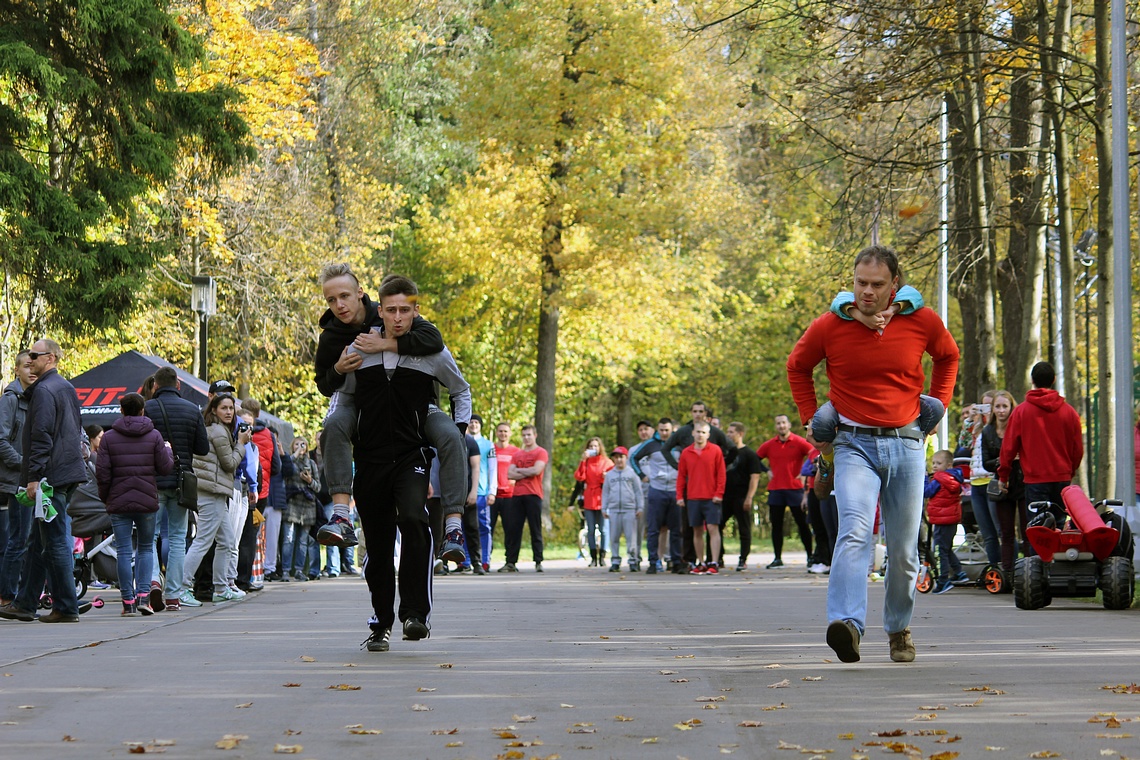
[96,393,174,616]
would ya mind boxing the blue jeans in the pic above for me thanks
[477,495,492,567]
[320,503,340,574]
[828,431,925,635]
[152,490,190,599]
[971,485,1001,565]
[931,523,962,582]
[645,487,682,564]
[15,485,78,616]
[583,509,605,554]
[281,522,314,576]
[111,512,156,602]
[0,494,21,600]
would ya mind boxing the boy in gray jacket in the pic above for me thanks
[602,446,644,572]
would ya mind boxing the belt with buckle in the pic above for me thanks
[835,423,923,441]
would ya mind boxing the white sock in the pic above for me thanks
[445,516,462,533]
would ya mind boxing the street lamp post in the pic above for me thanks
[1074,232,1096,489]
[192,276,217,383]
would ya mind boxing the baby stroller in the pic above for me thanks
[66,471,118,600]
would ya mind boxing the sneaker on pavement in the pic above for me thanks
[89,580,111,590]
[889,627,916,663]
[316,515,359,548]
[402,617,430,641]
[808,563,830,574]
[934,580,954,594]
[689,563,707,575]
[178,590,203,608]
[826,619,861,663]
[136,595,153,616]
[736,560,747,572]
[705,562,719,574]
[211,588,239,603]
[163,598,182,612]
[121,600,137,617]
[496,563,518,573]
[535,562,544,573]
[228,586,247,598]
[766,558,784,569]
[149,581,166,612]
[363,627,392,652]
[440,529,466,563]
[38,610,79,623]
[951,571,970,585]
[609,564,621,573]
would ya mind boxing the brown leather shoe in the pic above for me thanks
[889,628,915,662]
[38,610,80,623]
[0,603,36,622]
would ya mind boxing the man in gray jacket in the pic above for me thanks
[0,339,87,623]
[0,351,35,603]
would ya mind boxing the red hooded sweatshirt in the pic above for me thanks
[998,388,1083,484]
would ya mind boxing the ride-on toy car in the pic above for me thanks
[1014,485,1133,610]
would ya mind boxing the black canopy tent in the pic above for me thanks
[69,350,294,444]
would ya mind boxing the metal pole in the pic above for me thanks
[1110,0,1135,501]
[198,313,209,383]
[938,96,950,451]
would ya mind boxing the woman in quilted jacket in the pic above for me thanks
[96,393,174,616]
[178,393,251,607]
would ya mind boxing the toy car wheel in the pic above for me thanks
[1099,555,1134,610]
[983,565,1006,594]
[1013,556,1051,610]
[915,564,933,594]
[74,576,87,601]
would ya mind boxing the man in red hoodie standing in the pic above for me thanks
[998,361,1083,511]
[676,421,726,574]
[788,244,958,665]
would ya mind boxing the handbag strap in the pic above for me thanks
[155,399,186,472]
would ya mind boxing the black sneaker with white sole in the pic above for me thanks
[317,515,359,548]
[362,627,391,652]
[402,617,430,641]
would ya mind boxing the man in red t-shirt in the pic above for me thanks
[787,244,958,666]
[756,415,816,570]
[676,422,726,574]
[491,422,519,572]
[502,424,548,572]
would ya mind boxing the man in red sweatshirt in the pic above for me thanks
[787,244,958,665]
[676,422,726,574]
[997,361,1083,511]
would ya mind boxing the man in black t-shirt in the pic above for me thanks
[720,422,767,570]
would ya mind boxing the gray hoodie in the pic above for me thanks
[0,380,29,495]
[601,466,644,513]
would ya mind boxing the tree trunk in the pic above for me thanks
[536,176,563,519]
[310,0,348,257]
[953,9,999,398]
[999,4,1048,400]
[1092,0,1115,496]
[615,384,633,448]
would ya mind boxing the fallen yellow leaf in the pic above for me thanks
[615,715,634,722]
[675,654,695,659]
[738,720,763,727]
[348,728,382,735]
[513,715,536,722]
[411,704,431,711]
[910,713,937,721]
[505,740,542,747]
[1028,753,1061,759]
[430,728,459,735]
[802,676,823,682]
[215,734,248,750]
[659,670,677,675]
[928,753,959,760]
[273,745,302,754]
[437,663,454,669]
[560,704,574,708]
[282,683,301,688]
[1097,733,1133,738]
[599,635,609,639]
[762,703,788,711]
[696,696,726,702]
[497,731,519,739]
[937,736,962,743]
[776,739,802,749]
[642,737,658,744]
[498,752,524,760]
[671,678,689,683]
[327,684,361,691]
[344,724,363,729]
[299,655,315,662]
[836,732,853,739]
[417,687,436,692]
[768,679,790,689]
[445,741,462,747]
[674,723,694,731]
[234,702,253,709]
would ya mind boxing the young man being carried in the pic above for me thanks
[313,263,470,562]
[353,275,472,651]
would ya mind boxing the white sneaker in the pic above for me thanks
[212,588,239,603]
[228,586,247,598]
[808,563,828,574]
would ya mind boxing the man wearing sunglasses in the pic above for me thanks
[0,339,88,623]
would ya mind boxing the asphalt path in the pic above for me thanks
[0,554,1138,759]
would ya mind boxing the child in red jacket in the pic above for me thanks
[924,450,967,594]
